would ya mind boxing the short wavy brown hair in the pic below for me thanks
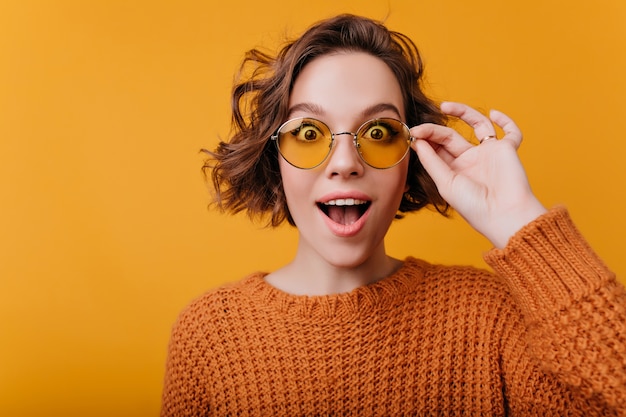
[204,14,450,226]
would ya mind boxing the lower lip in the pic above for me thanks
[319,205,371,237]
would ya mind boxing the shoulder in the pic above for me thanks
[406,256,506,289]
[397,258,524,343]
[404,257,516,310]
[169,272,267,338]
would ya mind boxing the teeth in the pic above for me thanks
[323,198,367,206]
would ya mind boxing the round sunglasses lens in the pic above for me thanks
[277,118,332,169]
[356,119,411,168]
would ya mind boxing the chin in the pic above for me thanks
[316,245,378,270]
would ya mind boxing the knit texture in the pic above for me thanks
[161,207,626,416]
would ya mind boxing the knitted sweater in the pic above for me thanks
[161,207,626,416]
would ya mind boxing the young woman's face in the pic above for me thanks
[279,52,410,269]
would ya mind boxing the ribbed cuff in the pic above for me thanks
[484,206,614,321]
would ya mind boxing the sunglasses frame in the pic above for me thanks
[270,117,415,170]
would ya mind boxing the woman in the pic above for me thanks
[161,14,626,415]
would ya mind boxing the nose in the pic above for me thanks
[324,133,364,178]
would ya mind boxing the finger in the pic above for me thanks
[490,109,523,149]
[441,102,496,142]
[410,123,473,158]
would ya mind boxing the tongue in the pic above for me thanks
[327,205,361,225]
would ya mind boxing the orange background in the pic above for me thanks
[1,0,625,415]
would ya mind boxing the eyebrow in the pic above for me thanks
[287,102,403,120]
[287,103,326,118]
[360,103,403,120]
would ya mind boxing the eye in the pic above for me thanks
[369,126,386,140]
[291,122,324,142]
[362,121,398,142]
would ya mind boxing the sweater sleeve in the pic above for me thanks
[484,206,626,413]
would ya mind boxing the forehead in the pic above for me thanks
[288,52,405,122]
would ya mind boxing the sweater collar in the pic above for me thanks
[239,257,427,321]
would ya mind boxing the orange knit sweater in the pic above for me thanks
[161,207,626,416]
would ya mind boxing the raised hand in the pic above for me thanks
[410,102,547,248]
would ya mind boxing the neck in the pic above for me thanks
[265,239,403,296]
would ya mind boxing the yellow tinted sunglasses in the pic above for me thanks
[271,117,414,169]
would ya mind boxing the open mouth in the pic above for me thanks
[318,198,371,225]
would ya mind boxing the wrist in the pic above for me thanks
[486,198,548,249]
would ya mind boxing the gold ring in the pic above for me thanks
[479,135,497,144]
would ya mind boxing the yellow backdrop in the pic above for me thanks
[1,0,625,415]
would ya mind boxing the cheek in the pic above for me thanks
[279,159,310,208]
[389,161,411,206]
[395,159,411,195]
